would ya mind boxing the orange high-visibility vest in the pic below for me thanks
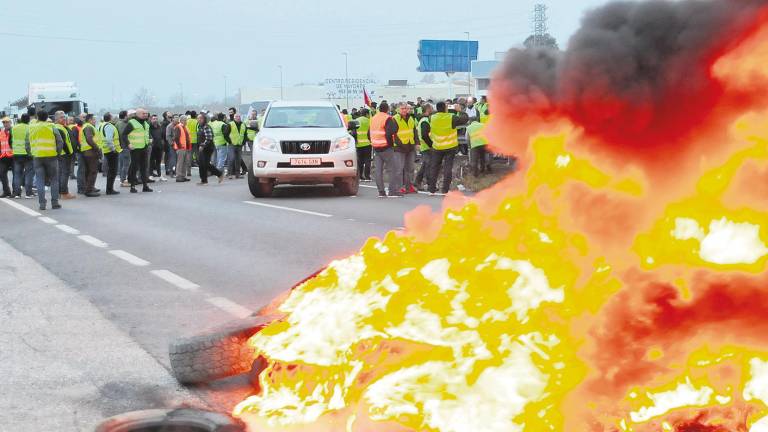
[174,123,189,150]
[370,112,392,149]
[0,130,11,158]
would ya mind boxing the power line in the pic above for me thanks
[0,31,147,45]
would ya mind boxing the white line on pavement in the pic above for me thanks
[55,224,80,235]
[206,297,253,319]
[150,270,200,291]
[38,217,58,224]
[108,250,150,267]
[243,201,332,218]
[78,235,108,248]
[0,198,41,216]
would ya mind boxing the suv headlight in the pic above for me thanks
[331,136,352,152]
[258,137,279,152]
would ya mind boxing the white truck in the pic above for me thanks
[28,82,88,117]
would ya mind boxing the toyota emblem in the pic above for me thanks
[300,143,311,151]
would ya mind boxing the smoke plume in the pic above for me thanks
[493,0,768,165]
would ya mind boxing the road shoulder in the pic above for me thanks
[0,237,202,431]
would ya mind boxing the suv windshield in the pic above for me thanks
[264,106,343,128]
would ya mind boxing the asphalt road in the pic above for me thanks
[0,169,443,422]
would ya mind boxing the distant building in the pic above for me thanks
[470,54,503,97]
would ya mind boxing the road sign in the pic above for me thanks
[417,40,479,73]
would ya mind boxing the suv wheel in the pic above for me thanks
[335,177,359,196]
[248,171,274,197]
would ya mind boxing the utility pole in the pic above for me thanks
[532,3,548,47]
[224,75,228,107]
[342,52,349,110]
[180,83,184,107]
[278,65,284,100]
[464,31,471,97]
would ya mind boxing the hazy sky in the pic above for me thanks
[2,0,608,109]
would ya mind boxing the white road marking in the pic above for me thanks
[55,224,80,235]
[150,270,200,291]
[108,250,150,267]
[243,201,332,218]
[38,217,58,224]
[78,235,108,248]
[0,198,41,216]
[206,297,253,319]
[346,218,356,221]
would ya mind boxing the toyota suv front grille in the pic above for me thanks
[280,140,331,154]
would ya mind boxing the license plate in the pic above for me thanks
[290,158,322,166]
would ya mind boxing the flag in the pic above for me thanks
[363,87,372,107]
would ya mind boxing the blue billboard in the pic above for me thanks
[417,40,479,73]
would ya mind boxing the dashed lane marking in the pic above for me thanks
[78,235,108,248]
[0,198,41,216]
[206,297,253,319]
[243,201,332,218]
[38,217,58,224]
[109,250,150,267]
[150,270,200,291]
[55,224,80,235]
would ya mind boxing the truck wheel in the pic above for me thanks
[248,171,274,197]
[335,176,359,196]
[168,315,278,385]
[95,408,245,432]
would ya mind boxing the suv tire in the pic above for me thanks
[248,171,274,198]
[95,408,245,432]
[335,176,359,196]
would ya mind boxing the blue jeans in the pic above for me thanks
[76,152,86,193]
[34,157,59,208]
[215,145,228,171]
[118,149,131,182]
[12,155,34,197]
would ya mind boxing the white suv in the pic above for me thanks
[249,101,358,197]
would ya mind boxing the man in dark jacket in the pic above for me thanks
[149,114,165,180]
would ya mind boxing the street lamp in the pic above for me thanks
[342,52,349,110]
[278,65,284,100]
[223,75,228,107]
[464,31,471,98]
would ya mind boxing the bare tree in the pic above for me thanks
[131,87,155,108]
[523,33,559,50]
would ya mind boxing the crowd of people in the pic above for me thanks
[344,95,490,197]
[0,106,258,210]
[0,96,490,209]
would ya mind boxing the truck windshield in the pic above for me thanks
[264,107,342,128]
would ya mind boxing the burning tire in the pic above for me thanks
[95,408,245,432]
[169,315,277,385]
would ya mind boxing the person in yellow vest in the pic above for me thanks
[186,111,199,168]
[121,108,152,193]
[29,110,65,210]
[0,117,13,198]
[467,117,490,177]
[352,108,372,181]
[370,102,403,198]
[427,101,469,196]
[11,114,35,198]
[393,103,420,194]
[227,113,247,179]
[53,111,76,200]
[210,113,229,172]
[245,111,259,153]
[414,103,434,189]
[99,112,121,195]
[78,114,103,197]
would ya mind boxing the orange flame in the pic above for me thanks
[232,12,768,432]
